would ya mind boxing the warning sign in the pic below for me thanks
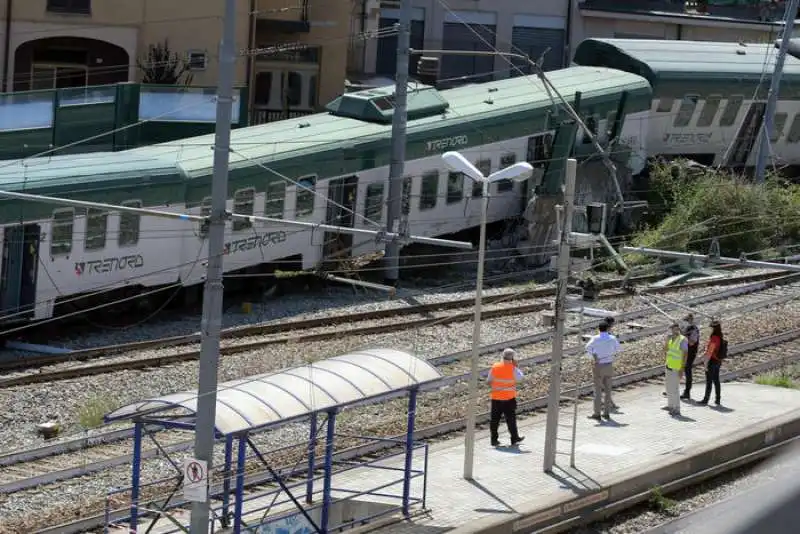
[183,458,208,502]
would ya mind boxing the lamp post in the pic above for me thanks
[442,151,534,479]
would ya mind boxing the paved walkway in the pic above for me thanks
[126,382,800,533]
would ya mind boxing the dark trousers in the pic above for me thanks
[683,344,699,395]
[490,398,520,443]
[702,360,722,403]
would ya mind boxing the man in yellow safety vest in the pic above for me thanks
[664,322,688,416]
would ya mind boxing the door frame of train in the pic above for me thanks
[322,175,359,262]
[727,101,766,168]
[0,223,40,322]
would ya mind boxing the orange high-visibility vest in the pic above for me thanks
[489,362,517,401]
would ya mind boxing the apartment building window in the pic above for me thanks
[47,0,91,14]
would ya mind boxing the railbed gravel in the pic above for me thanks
[9,268,771,353]
[0,280,762,452]
[1,286,799,532]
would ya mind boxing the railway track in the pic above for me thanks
[0,269,775,370]
[36,326,800,534]
[0,270,791,389]
[2,272,799,519]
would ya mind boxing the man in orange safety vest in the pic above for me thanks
[486,348,525,447]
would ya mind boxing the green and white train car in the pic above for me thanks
[573,38,800,168]
[0,66,651,324]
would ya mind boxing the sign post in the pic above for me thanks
[184,458,209,503]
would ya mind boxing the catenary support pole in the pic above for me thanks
[190,0,236,530]
[463,178,489,480]
[384,0,411,285]
[543,158,577,473]
[755,0,800,183]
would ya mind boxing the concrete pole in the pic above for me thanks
[463,178,489,479]
[384,0,411,285]
[189,0,236,531]
[755,0,800,183]
[543,158,577,473]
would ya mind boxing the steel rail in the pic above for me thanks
[1,271,794,389]
[3,269,770,368]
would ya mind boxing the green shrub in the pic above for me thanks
[631,161,800,259]
[78,395,118,430]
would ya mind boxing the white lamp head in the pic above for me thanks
[442,151,485,182]
[488,161,534,183]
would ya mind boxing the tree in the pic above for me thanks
[137,40,193,85]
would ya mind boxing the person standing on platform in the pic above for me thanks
[487,348,525,447]
[699,320,726,406]
[664,323,688,416]
[681,314,700,400]
[585,321,621,420]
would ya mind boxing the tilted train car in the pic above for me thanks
[573,38,800,168]
[0,66,651,324]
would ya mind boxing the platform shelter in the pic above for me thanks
[103,348,441,533]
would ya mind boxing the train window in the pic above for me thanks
[474,159,491,197]
[787,114,800,143]
[420,171,438,210]
[84,208,108,251]
[401,177,412,215]
[656,98,673,113]
[265,181,286,218]
[295,175,316,217]
[119,200,142,247]
[720,95,743,127]
[497,154,516,192]
[200,196,212,237]
[447,171,464,204]
[697,95,722,128]
[365,183,384,221]
[770,113,788,142]
[527,133,552,169]
[233,188,255,231]
[673,95,698,128]
[50,208,74,256]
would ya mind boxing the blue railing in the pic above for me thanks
[104,435,429,533]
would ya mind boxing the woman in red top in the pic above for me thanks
[700,320,723,406]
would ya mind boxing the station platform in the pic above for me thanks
[340,382,800,534]
[122,382,800,534]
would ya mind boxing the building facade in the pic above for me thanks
[355,0,796,85]
[0,0,353,124]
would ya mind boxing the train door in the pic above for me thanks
[727,102,766,168]
[322,176,359,261]
[0,224,40,321]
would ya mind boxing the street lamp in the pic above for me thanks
[442,150,534,479]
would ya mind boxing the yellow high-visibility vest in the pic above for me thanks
[666,335,686,370]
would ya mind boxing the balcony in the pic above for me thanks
[255,0,310,33]
[579,0,787,24]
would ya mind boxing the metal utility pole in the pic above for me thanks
[755,0,800,183]
[384,0,411,285]
[189,0,236,531]
[543,158,577,473]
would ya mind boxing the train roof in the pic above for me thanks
[0,66,650,196]
[573,38,800,84]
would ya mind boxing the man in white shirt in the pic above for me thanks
[585,320,621,420]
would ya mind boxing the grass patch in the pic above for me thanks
[648,486,678,515]
[78,395,118,430]
[755,371,798,389]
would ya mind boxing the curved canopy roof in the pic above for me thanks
[104,348,441,435]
